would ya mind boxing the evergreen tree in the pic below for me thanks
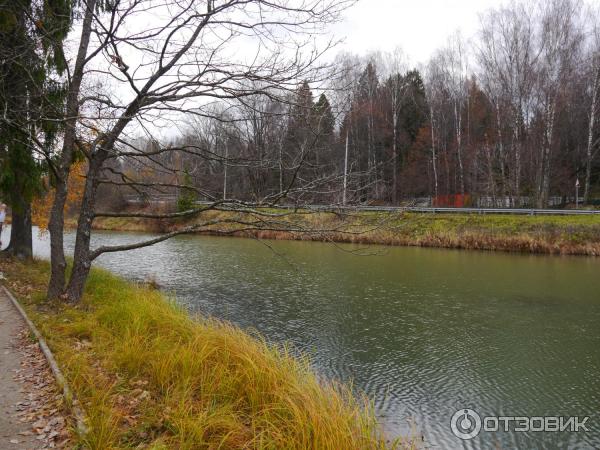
[285,81,316,187]
[313,93,335,171]
[177,170,197,212]
[287,81,315,145]
[0,0,72,257]
[399,70,428,144]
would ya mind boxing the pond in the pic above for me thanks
[27,228,600,449]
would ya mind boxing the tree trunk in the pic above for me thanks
[279,141,284,194]
[64,154,105,302]
[47,181,68,298]
[5,198,32,260]
[223,141,228,200]
[343,130,349,205]
[513,110,521,206]
[47,0,97,299]
[484,135,497,204]
[65,98,139,302]
[495,100,506,204]
[454,102,465,197]
[392,110,398,205]
[430,108,439,200]
[584,64,600,204]
[538,101,556,208]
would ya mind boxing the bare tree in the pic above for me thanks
[582,12,600,203]
[44,0,354,302]
[477,2,538,205]
[381,48,408,204]
[442,33,469,197]
[535,0,583,207]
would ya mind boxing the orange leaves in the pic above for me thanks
[66,162,87,210]
[32,162,87,232]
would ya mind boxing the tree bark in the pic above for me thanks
[47,0,97,299]
[5,198,32,260]
[64,151,106,302]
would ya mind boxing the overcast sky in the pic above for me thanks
[333,0,504,64]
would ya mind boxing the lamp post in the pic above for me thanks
[576,178,580,209]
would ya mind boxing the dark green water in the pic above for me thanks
[31,229,600,449]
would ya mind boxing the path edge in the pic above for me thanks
[1,284,89,438]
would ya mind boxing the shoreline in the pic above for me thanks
[66,210,600,257]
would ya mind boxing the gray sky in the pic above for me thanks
[333,0,503,63]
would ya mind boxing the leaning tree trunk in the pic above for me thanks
[65,104,136,302]
[64,153,105,302]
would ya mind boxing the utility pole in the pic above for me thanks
[576,178,580,209]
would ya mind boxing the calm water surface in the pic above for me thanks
[25,228,600,449]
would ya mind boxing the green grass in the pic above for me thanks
[1,258,415,449]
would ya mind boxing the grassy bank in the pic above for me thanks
[85,209,600,256]
[0,258,412,449]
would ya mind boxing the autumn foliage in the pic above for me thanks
[32,161,86,231]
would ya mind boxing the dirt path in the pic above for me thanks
[0,288,72,449]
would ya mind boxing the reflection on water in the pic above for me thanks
[26,227,600,449]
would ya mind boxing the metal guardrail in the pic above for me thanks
[394,207,600,215]
[288,205,600,215]
[125,195,600,216]
[192,201,600,216]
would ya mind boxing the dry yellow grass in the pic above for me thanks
[0,258,418,449]
[85,209,600,256]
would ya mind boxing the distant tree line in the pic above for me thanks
[119,0,600,208]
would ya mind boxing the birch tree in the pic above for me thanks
[535,0,583,207]
[477,3,538,204]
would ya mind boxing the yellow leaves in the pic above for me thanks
[32,161,87,232]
